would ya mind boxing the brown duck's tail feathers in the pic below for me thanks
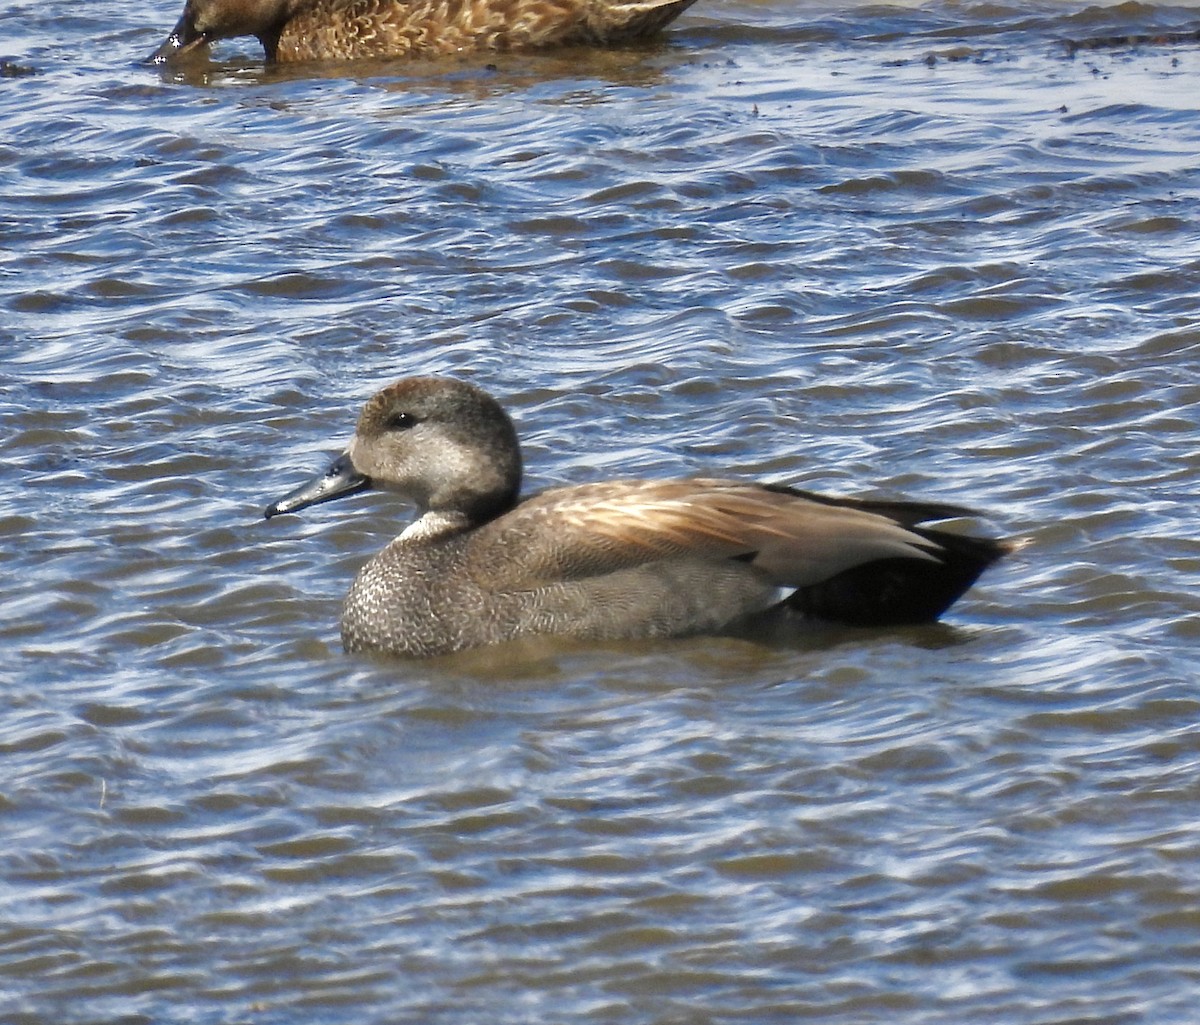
[761,483,985,528]
[784,528,1014,626]
[585,0,702,42]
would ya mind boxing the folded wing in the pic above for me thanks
[466,479,1010,624]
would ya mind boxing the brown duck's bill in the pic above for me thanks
[145,14,209,64]
[264,453,371,519]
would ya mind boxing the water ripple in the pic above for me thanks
[2,0,1200,1021]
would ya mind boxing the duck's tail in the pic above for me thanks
[784,524,1016,626]
[584,0,702,43]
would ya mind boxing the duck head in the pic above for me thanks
[147,0,295,63]
[264,377,523,526]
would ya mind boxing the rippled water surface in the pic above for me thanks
[3,0,1200,1021]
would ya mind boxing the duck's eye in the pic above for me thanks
[385,411,418,431]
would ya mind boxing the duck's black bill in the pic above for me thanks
[145,13,207,65]
[264,453,371,519]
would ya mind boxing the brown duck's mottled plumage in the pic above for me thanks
[263,376,1014,659]
[149,0,701,63]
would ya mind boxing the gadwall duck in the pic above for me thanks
[148,0,700,63]
[264,376,1012,658]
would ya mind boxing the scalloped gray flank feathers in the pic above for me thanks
[148,0,701,63]
[263,377,1013,658]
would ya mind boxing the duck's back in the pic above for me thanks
[275,0,700,60]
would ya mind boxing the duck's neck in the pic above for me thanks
[399,509,475,543]
[399,485,519,543]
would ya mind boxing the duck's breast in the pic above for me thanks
[340,533,780,657]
